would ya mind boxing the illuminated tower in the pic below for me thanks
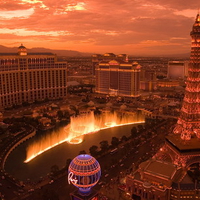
[173,14,200,140]
[126,14,200,200]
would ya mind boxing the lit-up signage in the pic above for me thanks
[68,172,78,185]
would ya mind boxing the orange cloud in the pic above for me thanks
[0,0,197,55]
[0,8,34,19]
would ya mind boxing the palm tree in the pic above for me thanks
[121,135,128,142]
[79,150,87,155]
[111,137,119,147]
[89,145,98,157]
[99,140,109,152]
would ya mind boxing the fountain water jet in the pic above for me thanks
[25,111,144,163]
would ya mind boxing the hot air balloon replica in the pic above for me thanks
[68,154,101,200]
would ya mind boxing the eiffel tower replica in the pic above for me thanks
[164,13,200,168]
[126,14,200,200]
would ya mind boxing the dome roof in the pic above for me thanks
[18,44,26,49]
[68,154,101,193]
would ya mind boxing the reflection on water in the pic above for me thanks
[5,123,141,181]
[25,111,144,163]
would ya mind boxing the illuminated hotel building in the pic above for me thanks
[126,14,200,200]
[0,45,67,110]
[95,59,141,97]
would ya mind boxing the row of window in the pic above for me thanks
[0,75,67,94]
[0,88,67,107]
[0,57,55,63]
[0,62,67,71]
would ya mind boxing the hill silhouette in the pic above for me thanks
[0,45,190,58]
[0,45,92,57]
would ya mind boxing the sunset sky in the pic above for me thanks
[0,0,199,55]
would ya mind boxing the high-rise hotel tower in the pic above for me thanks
[0,45,67,110]
[95,58,141,97]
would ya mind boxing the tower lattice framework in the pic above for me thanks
[173,14,200,140]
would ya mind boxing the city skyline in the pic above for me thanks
[0,0,199,56]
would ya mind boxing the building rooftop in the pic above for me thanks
[141,159,177,180]
[99,59,139,65]
[166,134,200,153]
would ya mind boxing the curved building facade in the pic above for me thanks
[0,45,67,110]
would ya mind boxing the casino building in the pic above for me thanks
[0,45,67,110]
[95,59,141,97]
[126,14,200,200]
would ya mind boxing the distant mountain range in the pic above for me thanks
[0,45,92,57]
[0,45,190,58]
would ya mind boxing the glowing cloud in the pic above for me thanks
[0,28,72,37]
[0,8,34,19]
[140,40,180,46]
[170,37,187,40]
[91,29,119,36]
[54,2,86,15]
[65,2,86,11]
[0,0,197,55]
[141,3,166,10]
[20,0,48,9]
[174,9,198,18]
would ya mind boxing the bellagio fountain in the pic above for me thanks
[25,111,145,163]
